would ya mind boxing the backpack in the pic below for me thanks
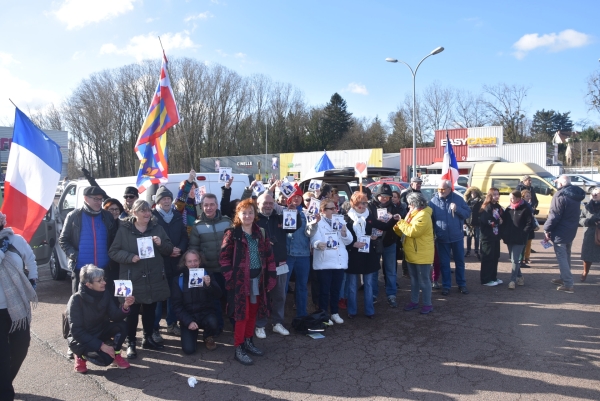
[291,310,330,335]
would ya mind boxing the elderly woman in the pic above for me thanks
[464,186,484,259]
[579,187,600,281]
[393,192,434,314]
[67,264,135,373]
[344,191,399,319]
[219,199,276,366]
[171,250,222,354]
[108,200,174,359]
[0,213,37,399]
[310,199,353,324]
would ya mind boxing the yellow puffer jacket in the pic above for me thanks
[393,206,434,265]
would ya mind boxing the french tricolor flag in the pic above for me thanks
[2,108,62,242]
[441,131,459,190]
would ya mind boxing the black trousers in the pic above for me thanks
[0,309,30,401]
[127,303,157,343]
[76,321,128,366]
[180,313,219,355]
[480,238,500,284]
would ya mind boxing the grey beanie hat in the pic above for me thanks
[155,185,173,203]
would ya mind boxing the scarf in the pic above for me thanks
[347,208,369,239]
[82,201,102,216]
[322,216,333,228]
[510,199,524,209]
[0,229,38,332]
[156,205,174,223]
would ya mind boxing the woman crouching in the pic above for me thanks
[67,264,135,373]
[219,199,276,366]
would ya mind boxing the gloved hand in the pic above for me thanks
[29,279,37,290]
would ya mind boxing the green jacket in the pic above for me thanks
[108,217,174,304]
[189,210,232,273]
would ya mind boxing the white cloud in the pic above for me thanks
[234,52,246,59]
[0,52,18,66]
[71,51,85,61]
[345,82,369,95]
[146,17,158,23]
[513,29,592,59]
[100,32,196,61]
[54,0,139,30]
[184,11,213,22]
[464,17,483,28]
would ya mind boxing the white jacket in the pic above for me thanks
[310,218,353,270]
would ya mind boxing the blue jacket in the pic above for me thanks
[543,184,586,244]
[429,192,471,243]
[287,208,310,257]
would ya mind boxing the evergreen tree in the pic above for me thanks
[531,109,557,139]
[321,93,353,149]
[554,111,574,132]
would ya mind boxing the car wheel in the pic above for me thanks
[50,249,67,280]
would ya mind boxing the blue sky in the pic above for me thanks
[1,0,599,130]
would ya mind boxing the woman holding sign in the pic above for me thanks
[310,200,353,324]
[109,200,174,359]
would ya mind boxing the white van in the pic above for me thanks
[49,172,249,280]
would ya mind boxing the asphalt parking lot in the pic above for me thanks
[13,228,600,401]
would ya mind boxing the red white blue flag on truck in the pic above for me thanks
[441,131,459,190]
[134,50,179,193]
[2,108,62,241]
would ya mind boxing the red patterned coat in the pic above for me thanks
[219,224,277,321]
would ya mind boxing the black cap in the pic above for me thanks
[376,183,393,197]
[83,186,107,197]
[124,186,139,197]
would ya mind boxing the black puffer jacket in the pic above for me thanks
[368,199,405,247]
[171,268,222,328]
[67,285,128,355]
[256,211,298,264]
[479,203,503,240]
[501,202,533,246]
[152,208,189,278]
[543,184,586,244]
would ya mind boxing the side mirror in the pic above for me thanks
[545,187,553,196]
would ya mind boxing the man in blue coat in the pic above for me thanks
[429,180,471,296]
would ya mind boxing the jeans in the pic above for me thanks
[555,242,573,287]
[346,272,376,316]
[256,273,287,328]
[373,244,397,298]
[339,273,348,300]
[180,313,219,354]
[286,255,310,317]
[154,298,176,330]
[0,309,30,401]
[317,269,344,315]
[76,321,128,366]
[407,263,432,306]
[507,244,525,283]
[466,226,481,252]
[127,302,157,343]
[437,240,467,289]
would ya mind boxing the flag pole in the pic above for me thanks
[8,99,18,108]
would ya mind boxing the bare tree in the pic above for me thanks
[421,81,454,136]
[585,70,600,117]
[385,108,412,152]
[482,83,529,143]
[454,90,488,128]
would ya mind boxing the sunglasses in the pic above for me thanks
[124,195,137,199]
[324,207,335,210]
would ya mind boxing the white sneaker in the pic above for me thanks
[255,327,266,339]
[331,313,344,324]
[327,319,334,325]
[483,281,498,287]
[272,323,289,336]
[495,279,503,285]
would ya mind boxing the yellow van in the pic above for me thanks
[469,162,556,220]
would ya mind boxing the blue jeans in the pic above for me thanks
[372,244,397,298]
[346,272,376,317]
[437,240,467,289]
[317,269,344,315]
[286,255,310,317]
[407,262,432,306]
[339,273,349,299]
[507,244,524,283]
[154,298,176,330]
[554,242,573,287]
[466,226,481,252]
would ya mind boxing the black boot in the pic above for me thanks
[126,343,137,359]
[235,345,254,365]
[142,336,165,350]
[243,337,264,356]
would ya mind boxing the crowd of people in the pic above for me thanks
[3,169,595,398]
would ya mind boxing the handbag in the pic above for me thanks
[595,226,600,246]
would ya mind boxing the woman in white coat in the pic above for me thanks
[310,199,353,324]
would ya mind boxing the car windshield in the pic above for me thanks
[541,176,557,187]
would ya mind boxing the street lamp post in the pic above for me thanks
[590,149,597,181]
[386,46,444,179]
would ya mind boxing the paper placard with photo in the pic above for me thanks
[283,209,297,229]
[355,162,368,178]
[188,268,205,287]
[218,167,232,183]
[305,212,318,225]
[371,228,383,237]
[280,180,296,198]
[253,181,265,195]
[332,214,345,230]
[377,208,390,222]
[308,179,322,192]
[195,185,206,204]
[324,232,339,249]
[307,198,321,216]
[114,280,133,297]
[137,237,155,259]
[358,236,371,253]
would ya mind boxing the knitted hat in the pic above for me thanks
[286,183,304,206]
[155,185,174,203]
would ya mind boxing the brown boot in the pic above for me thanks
[581,261,592,282]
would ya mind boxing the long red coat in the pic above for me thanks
[219,224,277,321]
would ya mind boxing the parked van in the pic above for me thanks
[49,172,249,280]
[469,162,556,220]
